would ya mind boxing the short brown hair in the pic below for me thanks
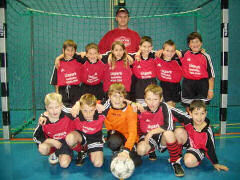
[187,32,202,44]
[85,43,99,53]
[79,93,97,107]
[108,83,127,98]
[162,39,176,49]
[63,40,77,51]
[144,84,163,99]
[140,36,152,46]
[189,100,206,112]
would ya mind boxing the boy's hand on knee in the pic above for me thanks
[213,164,229,172]
[207,90,214,99]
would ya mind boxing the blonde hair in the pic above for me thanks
[110,41,128,70]
[79,93,97,107]
[44,92,62,106]
[108,83,127,98]
[85,43,99,53]
[144,84,163,99]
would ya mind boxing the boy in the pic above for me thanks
[72,83,142,166]
[132,36,157,104]
[50,40,82,110]
[33,93,77,168]
[79,43,106,100]
[180,32,215,108]
[65,93,105,167]
[136,84,184,177]
[171,100,229,172]
[155,40,182,107]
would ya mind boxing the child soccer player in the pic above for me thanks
[180,32,215,109]
[79,43,106,100]
[171,100,229,172]
[33,93,77,168]
[155,40,182,107]
[50,40,82,110]
[102,41,133,96]
[132,36,157,104]
[65,93,105,167]
[104,83,142,167]
[136,84,184,177]
[71,83,142,167]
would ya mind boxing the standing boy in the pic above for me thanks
[181,32,215,108]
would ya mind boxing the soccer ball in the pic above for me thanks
[110,156,135,179]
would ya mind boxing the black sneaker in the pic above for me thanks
[148,151,157,161]
[171,162,184,177]
[76,151,87,166]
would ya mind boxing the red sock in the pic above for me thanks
[166,141,181,163]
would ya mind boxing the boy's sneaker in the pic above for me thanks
[171,161,184,177]
[48,153,59,165]
[76,150,87,166]
[148,151,157,161]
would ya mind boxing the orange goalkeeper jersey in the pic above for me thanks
[104,104,138,151]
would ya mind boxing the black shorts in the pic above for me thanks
[80,83,104,100]
[160,81,181,103]
[183,138,205,163]
[181,78,209,105]
[134,78,157,100]
[59,85,81,108]
[139,133,167,153]
[55,139,73,157]
[76,130,104,153]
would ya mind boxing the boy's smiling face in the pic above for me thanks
[139,41,153,57]
[162,44,176,61]
[86,48,99,63]
[189,38,202,53]
[145,91,162,112]
[190,107,207,126]
[63,46,75,60]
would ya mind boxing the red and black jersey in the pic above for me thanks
[155,55,182,83]
[138,102,174,136]
[33,111,75,144]
[132,53,156,79]
[98,28,141,54]
[171,107,219,164]
[180,50,215,80]
[74,111,105,135]
[50,56,83,86]
[80,60,106,85]
[103,60,132,92]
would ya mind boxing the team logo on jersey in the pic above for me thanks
[137,65,141,68]
[61,68,65,72]
[187,58,191,62]
[157,63,161,67]
[115,36,131,47]
[145,119,150,122]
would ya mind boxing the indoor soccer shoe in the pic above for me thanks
[76,150,87,166]
[148,151,157,161]
[171,162,184,177]
[48,153,59,165]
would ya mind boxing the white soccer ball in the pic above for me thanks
[110,156,135,179]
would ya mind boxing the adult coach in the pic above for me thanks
[98,7,141,54]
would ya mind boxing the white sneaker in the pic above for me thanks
[48,153,59,165]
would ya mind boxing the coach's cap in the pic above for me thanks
[116,7,129,16]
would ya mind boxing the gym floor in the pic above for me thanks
[0,121,239,180]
